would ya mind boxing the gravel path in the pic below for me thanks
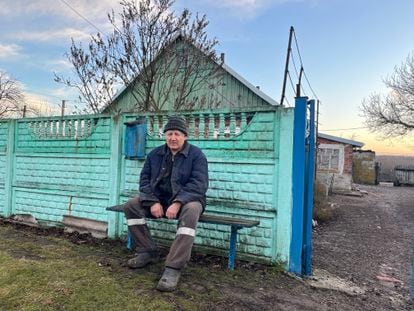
[313,184,414,310]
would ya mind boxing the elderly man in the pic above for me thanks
[123,115,208,292]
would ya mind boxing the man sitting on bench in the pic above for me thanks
[123,115,208,292]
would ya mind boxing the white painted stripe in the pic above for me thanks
[176,227,196,237]
[127,218,146,226]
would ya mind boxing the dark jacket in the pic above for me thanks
[139,141,208,210]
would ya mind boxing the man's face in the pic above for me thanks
[165,130,187,154]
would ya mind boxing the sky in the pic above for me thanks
[1,0,414,155]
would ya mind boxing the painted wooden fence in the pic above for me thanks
[0,105,303,268]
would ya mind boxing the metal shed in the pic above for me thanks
[394,165,414,186]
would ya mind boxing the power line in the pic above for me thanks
[290,53,306,95]
[291,28,320,100]
[292,30,304,68]
[290,55,307,96]
[321,126,369,131]
[302,70,319,101]
[285,97,291,107]
[287,71,296,95]
[59,0,103,34]
[290,52,300,81]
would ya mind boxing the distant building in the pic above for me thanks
[316,133,364,192]
[352,150,378,185]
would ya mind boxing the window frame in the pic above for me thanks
[317,143,344,174]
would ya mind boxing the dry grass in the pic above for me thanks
[0,222,284,311]
[0,224,209,311]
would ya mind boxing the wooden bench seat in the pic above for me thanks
[106,204,259,270]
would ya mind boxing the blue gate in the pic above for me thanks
[289,96,316,276]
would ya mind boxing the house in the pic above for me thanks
[102,35,278,113]
[316,133,364,192]
[352,150,378,185]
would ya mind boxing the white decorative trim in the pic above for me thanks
[27,118,98,140]
[127,218,146,226]
[176,227,196,237]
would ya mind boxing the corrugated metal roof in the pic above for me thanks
[318,132,364,147]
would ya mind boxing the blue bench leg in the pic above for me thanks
[127,230,132,250]
[228,226,238,271]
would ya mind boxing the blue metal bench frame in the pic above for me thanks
[106,205,259,270]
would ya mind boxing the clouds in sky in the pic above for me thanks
[0,0,114,20]
[199,0,306,18]
[0,0,307,44]
[0,0,116,41]
[0,44,23,59]
[12,28,92,43]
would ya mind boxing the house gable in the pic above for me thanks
[103,37,278,113]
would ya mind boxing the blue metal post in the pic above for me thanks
[228,226,238,271]
[127,231,132,250]
[289,96,308,275]
[303,100,316,276]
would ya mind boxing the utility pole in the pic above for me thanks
[280,26,294,106]
[296,67,304,97]
[61,100,66,117]
[22,105,27,118]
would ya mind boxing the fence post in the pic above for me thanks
[107,115,122,238]
[4,120,16,217]
[289,96,308,275]
[303,99,316,276]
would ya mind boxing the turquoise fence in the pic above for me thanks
[0,106,297,267]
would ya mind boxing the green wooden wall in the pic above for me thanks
[0,107,295,266]
[110,67,271,113]
[106,40,272,113]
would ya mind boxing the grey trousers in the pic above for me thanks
[124,197,202,270]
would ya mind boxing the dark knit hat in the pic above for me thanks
[163,115,188,136]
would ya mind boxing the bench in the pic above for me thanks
[106,204,260,270]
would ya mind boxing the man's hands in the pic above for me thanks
[150,202,164,218]
[150,202,182,219]
[166,202,182,219]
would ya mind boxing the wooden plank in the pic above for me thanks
[106,204,124,212]
[106,205,260,228]
[199,214,259,228]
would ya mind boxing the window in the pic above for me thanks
[317,144,344,173]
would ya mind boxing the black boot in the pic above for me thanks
[156,267,181,292]
[127,251,160,269]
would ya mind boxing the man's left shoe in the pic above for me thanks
[156,267,181,292]
[127,251,160,269]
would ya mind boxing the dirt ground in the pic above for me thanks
[312,184,414,311]
[1,184,413,310]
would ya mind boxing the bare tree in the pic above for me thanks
[55,0,223,114]
[0,71,27,118]
[362,53,414,137]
